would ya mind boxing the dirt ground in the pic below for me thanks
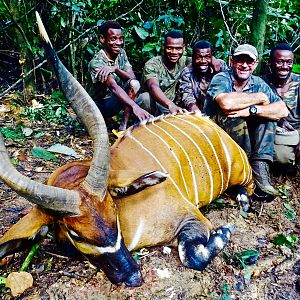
[0,106,299,300]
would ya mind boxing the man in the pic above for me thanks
[86,21,151,130]
[138,30,189,116]
[204,44,289,198]
[262,43,300,168]
[179,40,228,112]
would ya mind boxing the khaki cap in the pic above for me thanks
[233,44,258,60]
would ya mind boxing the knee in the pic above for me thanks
[128,79,140,95]
[136,92,151,112]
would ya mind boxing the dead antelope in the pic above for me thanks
[0,13,254,287]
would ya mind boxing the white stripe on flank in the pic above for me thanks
[175,115,225,194]
[148,120,195,198]
[127,219,144,251]
[200,118,231,191]
[162,118,213,205]
[128,132,191,206]
[235,144,247,185]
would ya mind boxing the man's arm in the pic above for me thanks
[146,78,183,114]
[226,99,288,121]
[215,92,270,112]
[96,66,135,83]
[106,76,151,121]
[179,68,200,112]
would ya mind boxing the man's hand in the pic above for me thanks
[277,118,295,131]
[132,105,152,121]
[226,107,250,118]
[95,66,117,82]
[187,103,200,112]
[211,56,222,72]
[168,102,184,114]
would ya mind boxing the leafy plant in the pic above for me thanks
[0,125,25,141]
[233,249,260,269]
[31,147,58,162]
[272,234,298,249]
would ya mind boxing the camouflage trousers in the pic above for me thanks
[213,114,276,162]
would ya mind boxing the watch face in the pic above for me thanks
[249,106,257,115]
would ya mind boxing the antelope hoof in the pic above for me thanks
[236,188,250,212]
[178,222,234,271]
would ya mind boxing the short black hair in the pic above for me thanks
[270,42,293,60]
[99,20,121,37]
[193,40,213,52]
[164,30,184,43]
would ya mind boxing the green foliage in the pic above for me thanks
[272,234,298,249]
[31,147,59,161]
[233,249,260,269]
[21,91,82,129]
[219,283,232,300]
[293,64,300,74]
[0,0,299,92]
[0,125,25,141]
[0,276,6,285]
[22,91,68,123]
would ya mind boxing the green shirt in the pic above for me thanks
[86,48,132,100]
[142,55,191,101]
[262,72,300,130]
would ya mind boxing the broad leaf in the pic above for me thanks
[48,143,80,158]
[134,26,149,40]
[31,147,58,161]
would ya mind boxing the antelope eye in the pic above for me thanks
[68,229,84,242]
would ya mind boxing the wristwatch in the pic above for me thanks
[249,105,257,115]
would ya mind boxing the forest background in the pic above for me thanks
[0,0,299,101]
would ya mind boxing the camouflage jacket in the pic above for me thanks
[142,55,191,102]
[86,48,132,100]
[204,69,281,117]
[262,73,300,130]
[179,60,228,111]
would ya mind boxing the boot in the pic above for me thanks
[251,160,279,196]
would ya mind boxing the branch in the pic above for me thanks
[115,0,144,20]
[218,0,237,44]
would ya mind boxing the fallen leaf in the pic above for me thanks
[31,147,58,161]
[48,143,81,158]
[22,127,33,137]
[6,271,33,297]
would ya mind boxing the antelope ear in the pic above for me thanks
[0,207,53,258]
[109,170,168,197]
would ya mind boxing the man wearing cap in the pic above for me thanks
[204,44,288,199]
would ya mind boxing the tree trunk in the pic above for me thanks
[251,0,269,75]
[6,0,36,101]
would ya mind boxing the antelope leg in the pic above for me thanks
[177,221,235,271]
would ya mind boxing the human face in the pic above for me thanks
[271,49,294,80]
[100,28,124,60]
[163,37,185,64]
[192,48,212,74]
[231,54,258,82]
